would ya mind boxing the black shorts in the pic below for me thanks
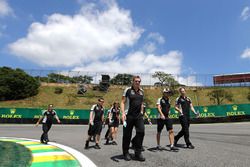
[157,118,173,133]
[110,120,119,128]
[88,122,102,136]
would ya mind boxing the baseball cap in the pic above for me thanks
[163,88,171,93]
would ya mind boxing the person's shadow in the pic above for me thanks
[83,145,96,150]
[147,146,169,152]
[110,154,126,162]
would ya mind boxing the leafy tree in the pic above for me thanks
[47,73,71,83]
[72,75,93,84]
[0,66,40,100]
[152,71,180,87]
[207,88,233,105]
[110,74,133,85]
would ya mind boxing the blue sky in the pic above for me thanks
[0,0,250,84]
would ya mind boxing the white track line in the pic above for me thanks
[0,137,97,167]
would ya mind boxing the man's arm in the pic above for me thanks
[35,116,43,126]
[175,100,183,115]
[89,111,94,125]
[102,113,104,123]
[121,96,126,123]
[54,111,61,123]
[190,103,199,117]
[54,115,61,123]
[157,104,165,119]
[144,112,152,125]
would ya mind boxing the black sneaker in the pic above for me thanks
[131,143,135,150]
[94,144,101,149]
[124,153,131,161]
[170,146,179,151]
[106,139,109,145]
[187,144,195,149]
[174,136,178,147]
[112,141,117,145]
[84,141,89,149]
[134,152,145,161]
[156,146,163,150]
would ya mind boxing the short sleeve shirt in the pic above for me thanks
[91,104,104,123]
[156,97,171,118]
[175,96,192,117]
[42,110,57,124]
[110,107,120,121]
[123,86,144,117]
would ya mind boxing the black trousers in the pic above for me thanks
[175,115,191,145]
[105,125,110,138]
[41,123,52,142]
[122,115,145,154]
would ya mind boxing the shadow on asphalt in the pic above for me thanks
[110,154,125,162]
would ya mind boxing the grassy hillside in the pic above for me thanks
[0,84,249,109]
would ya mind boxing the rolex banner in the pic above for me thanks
[0,104,250,121]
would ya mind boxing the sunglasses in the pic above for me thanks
[134,80,141,83]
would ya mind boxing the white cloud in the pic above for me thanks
[240,6,250,21]
[73,50,182,74]
[143,42,156,53]
[8,1,143,67]
[241,48,250,59]
[147,32,165,44]
[0,0,13,17]
[72,50,182,85]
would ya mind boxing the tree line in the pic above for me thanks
[1,66,249,105]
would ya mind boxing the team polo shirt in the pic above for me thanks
[42,110,57,124]
[175,96,192,117]
[110,107,120,121]
[123,86,144,117]
[156,96,171,118]
[91,104,104,123]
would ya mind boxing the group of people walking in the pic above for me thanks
[36,75,199,162]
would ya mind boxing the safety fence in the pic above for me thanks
[0,104,249,124]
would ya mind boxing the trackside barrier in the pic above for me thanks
[0,104,249,124]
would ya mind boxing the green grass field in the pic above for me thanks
[0,141,32,167]
[0,84,249,109]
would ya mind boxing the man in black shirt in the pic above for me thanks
[174,87,199,149]
[121,76,145,161]
[36,104,61,144]
[85,98,105,149]
[156,88,178,151]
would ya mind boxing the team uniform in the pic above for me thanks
[156,97,173,133]
[40,110,57,143]
[88,104,104,136]
[174,96,193,146]
[109,107,120,128]
[122,87,145,157]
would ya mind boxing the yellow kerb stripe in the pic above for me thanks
[17,141,40,145]
[32,155,75,162]
[28,145,57,150]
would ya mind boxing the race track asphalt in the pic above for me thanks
[0,122,249,167]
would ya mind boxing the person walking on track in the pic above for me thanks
[36,104,61,144]
[121,76,145,161]
[85,98,105,149]
[156,88,178,151]
[106,101,120,145]
[174,87,199,149]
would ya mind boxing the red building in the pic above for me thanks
[213,73,250,85]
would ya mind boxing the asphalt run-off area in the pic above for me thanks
[1,122,250,167]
